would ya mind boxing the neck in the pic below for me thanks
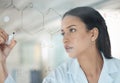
[77,49,103,77]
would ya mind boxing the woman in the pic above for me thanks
[0,7,120,83]
[42,7,120,83]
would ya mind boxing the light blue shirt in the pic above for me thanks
[5,54,120,83]
[43,54,120,83]
[5,74,15,83]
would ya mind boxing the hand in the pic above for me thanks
[0,28,16,82]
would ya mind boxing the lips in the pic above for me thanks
[64,45,73,52]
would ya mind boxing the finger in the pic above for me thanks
[0,28,8,38]
[0,29,8,44]
[0,37,5,44]
[3,39,17,57]
[0,29,8,38]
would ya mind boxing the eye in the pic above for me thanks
[69,28,76,33]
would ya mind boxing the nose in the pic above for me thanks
[63,33,69,44]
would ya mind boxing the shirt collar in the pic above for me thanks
[101,52,118,74]
[67,52,118,80]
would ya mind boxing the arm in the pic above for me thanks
[0,63,8,83]
[0,28,16,83]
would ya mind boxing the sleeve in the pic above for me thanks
[42,77,55,83]
[42,71,57,83]
[42,74,56,83]
[4,74,15,83]
[42,62,68,83]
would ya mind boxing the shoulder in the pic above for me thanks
[106,57,120,69]
[107,57,120,82]
[42,58,74,83]
[105,57,120,77]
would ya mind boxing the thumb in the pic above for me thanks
[8,39,17,49]
[4,39,17,57]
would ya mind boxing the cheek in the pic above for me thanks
[73,34,91,50]
[68,33,91,58]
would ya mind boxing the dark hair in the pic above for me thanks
[63,6,112,59]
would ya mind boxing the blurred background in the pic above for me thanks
[0,0,120,83]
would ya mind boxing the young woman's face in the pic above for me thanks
[61,15,93,58]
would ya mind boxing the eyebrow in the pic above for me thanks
[61,25,76,32]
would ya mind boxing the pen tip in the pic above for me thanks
[13,32,15,34]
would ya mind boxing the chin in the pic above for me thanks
[68,53,77,58]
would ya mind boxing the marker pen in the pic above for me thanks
[6,32,15,45]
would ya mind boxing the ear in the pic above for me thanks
[90,27,99,41]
